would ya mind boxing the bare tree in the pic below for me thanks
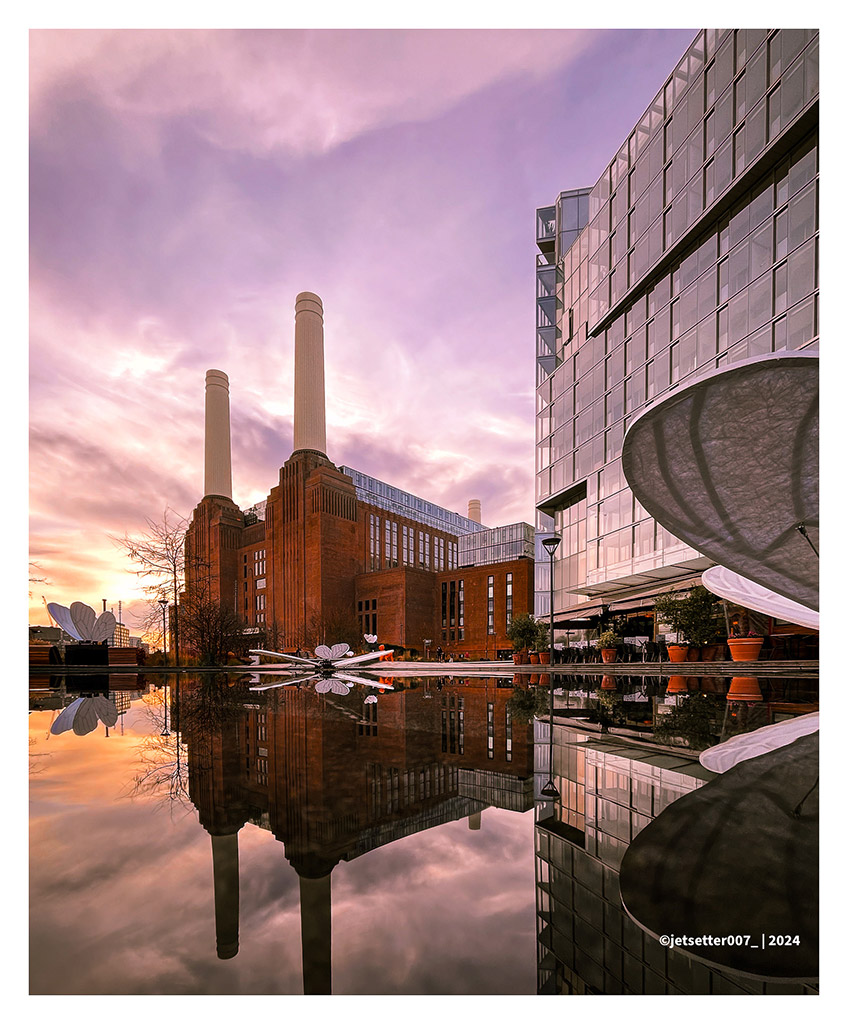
[179,583,251,665]
[29,561,52,599]
[306,602,362,652]
[113,508,186,659]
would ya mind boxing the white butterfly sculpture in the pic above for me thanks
[50,696,119,736]
[47,601,116,643]
[248,641,395,698]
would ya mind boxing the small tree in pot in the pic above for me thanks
[595,628,621,664]
[535,618,551,663]
[507,612,538,665]
[654,587,723,662]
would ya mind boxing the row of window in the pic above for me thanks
[586,29,817,330]
[536,30,817,386]
[368,513,458,572]
[537,134,818,520]
[243,549,266,578]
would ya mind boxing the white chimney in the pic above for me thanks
[204,369,233,499]
[468,499,482,524]
[293,292,327,456]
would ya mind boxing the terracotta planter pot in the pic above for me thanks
[727,637,764,662]
[667,644,689,663]
[666,675,688,695]
[539,673,551,687]
[539,650,551,664]
[512,649,529,665]
[601,674,616,690]
[686,646,701,661]
[700,643,721,662]
[601,648,617,663]
[529,673,540,685]
[726,676,763,702]
[529,652,540,665]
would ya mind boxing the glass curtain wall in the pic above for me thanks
[535,29,818,617]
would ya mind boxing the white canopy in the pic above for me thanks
[701,564,819,630]
[622,353,818,610]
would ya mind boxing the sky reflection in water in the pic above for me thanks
[29,677,537,995]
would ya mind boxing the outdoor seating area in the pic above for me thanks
[553,633,818,664]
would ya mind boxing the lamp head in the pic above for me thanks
[541,535,561,557]
[541,779,560,800]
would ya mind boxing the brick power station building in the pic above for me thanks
[184,292,534,659]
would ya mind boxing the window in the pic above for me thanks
[487,576,495,634]
[506,573,513,627]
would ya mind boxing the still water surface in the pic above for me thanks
[29,670,818,995]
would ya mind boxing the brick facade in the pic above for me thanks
[185,451,534,657]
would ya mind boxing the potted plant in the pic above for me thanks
[595,629,620,663]
[535,619,551,663]
[653,587,723,662]
[506,612,538,665]
[727,631,765,662]
[725,606,764,661]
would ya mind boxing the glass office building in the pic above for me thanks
[535,29,818,623]
[459,521,535,567]
[533,719,816,994]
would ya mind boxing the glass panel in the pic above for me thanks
[782,57,805,125]
[748,273,771,331]
[768,85,781,140]
[789,145,817,200]
[787,237,816,307]
[775,209,788,261]
[787,295,816,349]
[773,263,788,315]
[789,181,817,251]
[750,220,772,279]
[727,290,748,345]
[697,316,716,363]
[745,99,767,166]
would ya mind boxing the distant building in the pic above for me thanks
[534,29,818,632]
[109,623,131,647]
[29,625,68,644]
[184,293,534,659]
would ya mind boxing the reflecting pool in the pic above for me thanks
[29,670,818,995]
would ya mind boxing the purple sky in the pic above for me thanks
[28,27,696,633]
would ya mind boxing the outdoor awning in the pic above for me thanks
[622,353,818,611]
[702,564,820,631]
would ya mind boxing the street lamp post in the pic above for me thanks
[158,598,168,666]
[540,535,561,802]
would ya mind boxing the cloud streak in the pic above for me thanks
[28,27,697,630]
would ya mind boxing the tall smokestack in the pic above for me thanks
[300,873,332,994]
[211,833,240,960]
[293,292,327,456]
[204,369,233,499]
[468,499,482,524]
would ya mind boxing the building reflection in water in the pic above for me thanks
[534,674,818,996]
[172,673,535,994]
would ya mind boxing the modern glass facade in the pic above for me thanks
[341,466,485,536]
[534,720,816,994]
[535,29,819,621]
[458,521,535,567]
